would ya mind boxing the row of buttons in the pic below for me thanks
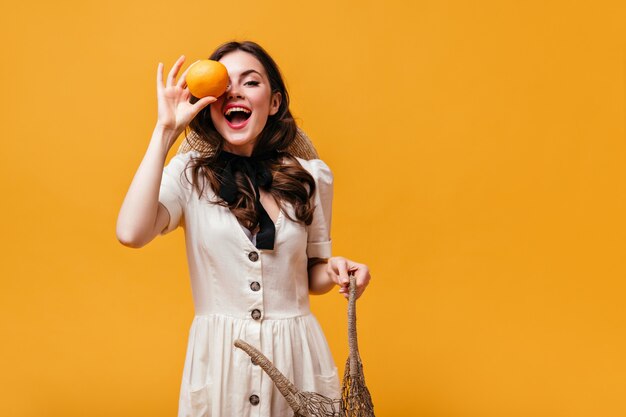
[248,251,261,406]
[248,251,261,320]
[248,252,260,411]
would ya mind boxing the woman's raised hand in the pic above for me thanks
[155,55,217,143]
[327,257,372,300]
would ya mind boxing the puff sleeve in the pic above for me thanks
[158,152,194,235]
[303,159,334,259]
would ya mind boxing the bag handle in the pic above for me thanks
[348,274,361,378]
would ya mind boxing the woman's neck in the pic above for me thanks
[222,143,254,157]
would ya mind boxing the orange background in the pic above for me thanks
[2,0,626,416]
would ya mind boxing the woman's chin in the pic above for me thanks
[222,135,258,155]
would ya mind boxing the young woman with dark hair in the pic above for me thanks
[116,40,371,416]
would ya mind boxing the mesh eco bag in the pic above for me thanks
[234,275,375,417]
[341,275,375,416]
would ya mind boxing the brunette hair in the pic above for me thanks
[183,40,316,232]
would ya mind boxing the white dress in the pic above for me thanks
[158,150,341,417]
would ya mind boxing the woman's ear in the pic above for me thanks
[269,91,282,116]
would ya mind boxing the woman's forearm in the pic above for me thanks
[308,259,335,295]
[116,124,178,247]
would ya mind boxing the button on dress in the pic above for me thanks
[158,151,341,417]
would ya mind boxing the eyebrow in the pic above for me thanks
[233,69,263,81]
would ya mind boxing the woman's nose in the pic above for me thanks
[226,84,244,99]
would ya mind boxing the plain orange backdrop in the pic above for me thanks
[1,0,625,416]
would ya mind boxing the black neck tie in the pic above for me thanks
[216,150,278,250]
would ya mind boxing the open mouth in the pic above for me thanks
[224,106,252,127]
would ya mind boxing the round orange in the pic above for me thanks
[185,59,229,98]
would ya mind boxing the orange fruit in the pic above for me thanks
[185,59,229,98]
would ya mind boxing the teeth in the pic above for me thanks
[224,107,251,116]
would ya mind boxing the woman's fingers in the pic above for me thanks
[188,96,217,118]
[156,62,164,93]
[331,257,371,299]
[329,257,372,299]
[195,96,217,107]
[167,55,186,87]
[328,257,350,298]
[157,55,185,94]
[353,265,371,299]
[335,257,350,285]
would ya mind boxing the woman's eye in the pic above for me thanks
[245,81,260,86]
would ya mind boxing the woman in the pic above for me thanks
[116,40,371,416]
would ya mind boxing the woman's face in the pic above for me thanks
[209,50,281,156]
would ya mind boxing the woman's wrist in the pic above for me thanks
[152,123,182,152]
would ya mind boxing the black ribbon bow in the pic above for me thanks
[216,149,279,250]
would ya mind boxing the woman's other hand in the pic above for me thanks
[327,256,371,300]
[156,55,216,146]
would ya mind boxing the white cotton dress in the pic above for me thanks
[158,150,341,417]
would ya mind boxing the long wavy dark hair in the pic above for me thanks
[183,40,316,233]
